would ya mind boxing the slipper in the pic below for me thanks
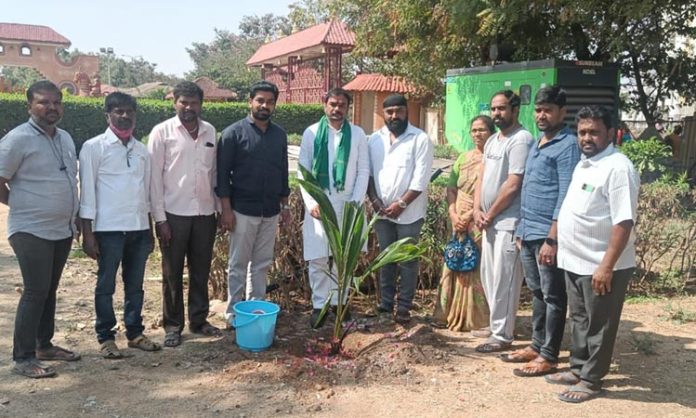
[164,331,182,348]
[127,335,162,352]
[475,338,512,353]
[36,345,81,362]
[499,346,538,363]
[190,323,222,337]
[512,357,557,377]
[545,371,581,386]
[12,359,57,379]
[100,340,124,359]
[558,383,603,403]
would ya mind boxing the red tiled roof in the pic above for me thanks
[247,20,354,66]
[0,22,70,46]
[343,73,419,94]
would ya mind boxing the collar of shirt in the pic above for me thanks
[172,116,211,137]
[378,122,418,143]
[245,115,274,133]
[104,127,136,148]
[581,144,615,167]
[27,117,60,139]
[537,126,573,148]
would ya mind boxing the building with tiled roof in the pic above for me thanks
[0,22,98,94]
[0,22,70,46]
[246,20,355,104]
[344,73,431,135]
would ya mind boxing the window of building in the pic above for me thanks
[20,45,32,56]
[0,43,4,54]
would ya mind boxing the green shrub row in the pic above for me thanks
[0,93,323,148]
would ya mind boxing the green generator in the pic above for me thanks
[445,59,620,151]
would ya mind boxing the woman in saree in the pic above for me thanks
[432,115,495,333]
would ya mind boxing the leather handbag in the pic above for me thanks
[443,233,479,272]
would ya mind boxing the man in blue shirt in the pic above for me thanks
[501,86,580,376]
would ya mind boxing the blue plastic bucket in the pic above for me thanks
[232,300,280,352]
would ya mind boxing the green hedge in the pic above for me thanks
[0,93,322,148]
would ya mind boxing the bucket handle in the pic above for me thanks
[232,314,261,329]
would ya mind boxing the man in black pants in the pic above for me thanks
[548,105,640,403]
[0,80,81,378]
[148,81,222,347]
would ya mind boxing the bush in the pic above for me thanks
[619,137,672,181]
[0,93,323,149]
[632,177,696,296]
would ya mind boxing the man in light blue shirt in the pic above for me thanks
[503,86,580,377]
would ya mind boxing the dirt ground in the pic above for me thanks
[0,204,695,418]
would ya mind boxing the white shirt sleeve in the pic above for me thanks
[607,165,640,225]
[298,127,318,210]
[350,128,370,203]
[147,126,167,222]
[78,140,99,220]
[407,132,434,192]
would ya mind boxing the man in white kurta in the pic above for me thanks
[298,88,369,328]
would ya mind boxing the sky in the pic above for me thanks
[3,0,298,76]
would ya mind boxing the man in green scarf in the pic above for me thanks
[298,88,370,328]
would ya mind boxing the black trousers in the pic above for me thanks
[161,213,216,333]
[9,233,72,361]
[565,268,633,390]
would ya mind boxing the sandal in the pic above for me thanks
[558,383,603,403]
[513,356,558,377]
[475,338,512,353]
[499,346,538,363]
[12,359,57,379]
[36,345,81,362]
[545,371,581,386]
[164,331,182,348]
[127,335,162,352]
[100,340,124,359]
[190,323,222,337]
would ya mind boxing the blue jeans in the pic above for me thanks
[94,230,152,343]
[374,218,424,312]
[520,239,567,363]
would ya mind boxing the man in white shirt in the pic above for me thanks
[473,90,534,353]
[149,81,221,347]
[80,92,160,359]
[367,94,434,324]
[547,106,640,403]
[298,88,369,328]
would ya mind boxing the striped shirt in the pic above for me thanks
[557,145,640,275]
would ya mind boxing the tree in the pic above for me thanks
[0,66,43,89]
[186,29,262,99]
[297,165,424,355]
[100,54,179,88]
[334,0,696,121]
[239,13,292,40]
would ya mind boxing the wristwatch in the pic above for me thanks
[544,237,557,246]
[397,198,408,209]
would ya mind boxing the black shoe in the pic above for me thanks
[310,309,327,329]
[395,308,411,324]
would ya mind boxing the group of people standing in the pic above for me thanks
[1,79,640,404]
[0,79,434,380]
[431,87,640,403]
